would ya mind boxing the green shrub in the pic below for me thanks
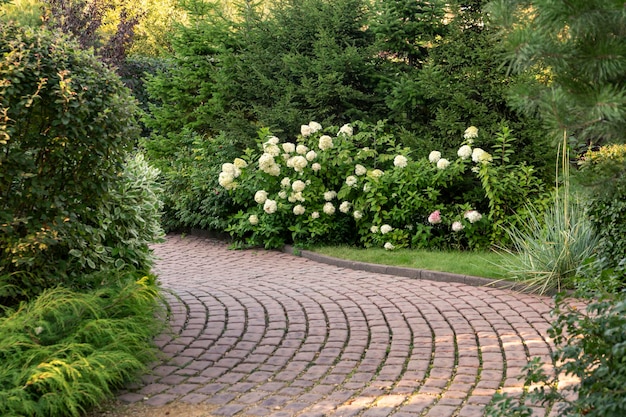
[373,0,553,179]
[579,144,626,269]
[219,121,550,250]
[0,270,161,417]
[487,291,626,417]
[141,129,238,232]
[64,153,165,274]
[143,0,386,147]
[0,23,164,304]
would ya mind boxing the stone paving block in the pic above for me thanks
[114,235,564,417]
[213,403,246,416]
[144,393,177,406]
[117,393,145,404]
[138,383,169,396]
[204,392,237,405]
[180,393,209,404]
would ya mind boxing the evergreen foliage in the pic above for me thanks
[144,0,384,145]
[375,0,552,176]
[371,0,446,68]
[486,0,626,148]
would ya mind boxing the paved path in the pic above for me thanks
[119,234,566,417]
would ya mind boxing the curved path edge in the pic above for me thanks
[283,245,526,292]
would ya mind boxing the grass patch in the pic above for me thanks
[310,246,510,279]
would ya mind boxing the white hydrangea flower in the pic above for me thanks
[452,221,464,232]
[363,183,371,192]
[429,151,442,163]
[318,135,333,151]
[355,164,367,176]
[254,190,268,204]
[267,136,280,145]
[263,143,281,157]
[281,177,291,188]
[464,210,482,223]
[288,193,297,203]
[306,150,317,161]
[259,153,275,170]
[339,201,351,213]
[464,126,478,140]
[472,148,485,163]
[457,145,472,160]
[380,224,393,234]
[324,190,337,201]
[249,214,259,225]
[233,158,248,168]
[394,155,408,168]
[311,211,320,219]
[301,124,313,137]
[472,148,492,164]
[384,242,395,251]
[371,169,383,178]
[437,158,450,170]
[222,162,236,175]
[293,205,305,215]
[267,164,280,176]
[282,142,296,153]
[323,202,335,215]
[263,199,277,214]
[309,121,322,133]
[289,155,308,172]
[294,191,305,202]
[312,163,321,172]
[353,210,363,220]
[292,180,306,192]
[278,190,288,199]
[338,123,353,136]
[218,171,235,189]
[346,175,358,187]
[296,144,309,155]
[370,225,379,233]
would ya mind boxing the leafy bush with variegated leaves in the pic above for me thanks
[218,120,551,250]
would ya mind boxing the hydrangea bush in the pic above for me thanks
[219,121,550,250]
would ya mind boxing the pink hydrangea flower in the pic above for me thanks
[428,210,442,224]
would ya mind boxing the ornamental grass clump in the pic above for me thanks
[499,198,599,294]
[219,121,550,251]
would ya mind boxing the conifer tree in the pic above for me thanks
[486,0,626,148]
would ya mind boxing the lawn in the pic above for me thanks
[310,246,512,279]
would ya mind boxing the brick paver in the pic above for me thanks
[116,234,564,416]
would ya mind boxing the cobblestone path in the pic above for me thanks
[119,234,564,417]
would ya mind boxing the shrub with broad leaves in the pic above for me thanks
[0,23,162,305]
[218,120,550,250]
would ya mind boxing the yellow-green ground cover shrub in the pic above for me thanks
[0,271,162,417]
